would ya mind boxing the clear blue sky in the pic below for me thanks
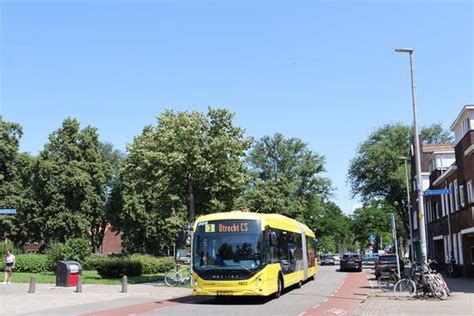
[1,0,472,214]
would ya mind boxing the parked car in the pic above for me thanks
[340,253,362,272]
[320,254,335,265]
[333,254,341,264]
[374,254,404,278]
[362,254,378,265]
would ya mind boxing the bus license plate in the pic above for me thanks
[217,291,233,296]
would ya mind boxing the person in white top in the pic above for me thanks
[3,250,16,284]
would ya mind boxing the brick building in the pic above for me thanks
[410,105,474,277]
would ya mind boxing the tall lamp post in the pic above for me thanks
[395,48,427,263]
[398,156,415,261]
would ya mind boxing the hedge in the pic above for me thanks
[130,254,175,274]
[0,254,49,273]
[96,258,142,278]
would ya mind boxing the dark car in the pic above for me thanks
[321,254,335,265]
[374,254,404,278]
[340,253,362,272]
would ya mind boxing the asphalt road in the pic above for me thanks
[140,265,348,316]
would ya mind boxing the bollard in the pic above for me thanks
[28,275,36,294]
[121,275,128,293]
[76,275,82,293]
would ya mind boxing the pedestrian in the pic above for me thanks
[3,249,16,284]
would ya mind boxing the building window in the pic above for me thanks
[459,185,465,207]
[454,180,459,211]
[444,236,449,263]
[467,181,473,204]
[458,233,463,265]
[471,246,474,265]
[453,234,458,263]
[435,203,439,221]
[449,183,455,212]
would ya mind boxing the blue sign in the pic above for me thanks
[423,189,452,196]
[369,234,376,241]
[0,209,16,215]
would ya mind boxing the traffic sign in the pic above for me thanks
[0,209,16,215]
[423,189,452,196]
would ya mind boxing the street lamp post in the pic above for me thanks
[398,156,415,261]
[395,48,427,263]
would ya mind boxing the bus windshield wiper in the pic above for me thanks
[232,261,255,275]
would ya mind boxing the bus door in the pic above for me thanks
[300,226,308,280]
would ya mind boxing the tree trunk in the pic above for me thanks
[188,179,195,226]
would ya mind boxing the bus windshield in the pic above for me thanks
[193,219,263,271]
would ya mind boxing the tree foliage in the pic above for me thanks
[308,201,353,253]
[421,123,453,144]
[32,118,118,251]
[238,133,332,222]
[350,201,394,252]
[0,117,36,245]
[348,122,452,239]
[118,108,251,254]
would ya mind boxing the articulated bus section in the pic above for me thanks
[192,211,318,297]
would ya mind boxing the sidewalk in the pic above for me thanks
[0,282,191,315]
[355,275,474,316]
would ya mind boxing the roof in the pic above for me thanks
[422,143,453,153]
[450,104,474,131]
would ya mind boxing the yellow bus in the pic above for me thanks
[191,211,317,298]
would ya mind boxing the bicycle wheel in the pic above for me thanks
[429,278,448,300]
[378,273,397,292]
[178,268,191,286]
[434,273,451,296]
[394,279,416,300]
[165,270,179,287]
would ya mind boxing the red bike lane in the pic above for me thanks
[300,271,371,316]
[82,271,372,316]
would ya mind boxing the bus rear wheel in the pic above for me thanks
[274,276,283,298]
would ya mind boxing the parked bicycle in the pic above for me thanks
[377,268,400,292]
[165,262,191,287]
[393,259,449,300]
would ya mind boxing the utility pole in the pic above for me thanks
[395,48,427,263]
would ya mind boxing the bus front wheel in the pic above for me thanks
[274,276,283,298]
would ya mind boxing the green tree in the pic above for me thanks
[309,201,353,254]
[0,117,37,246]
[351,201,393,252]
[238,133,332,222]
[318,236,336,254]
[32,118,114,251]
[118,108,251,254]
[347,123,452,239]
[421,123,453,144]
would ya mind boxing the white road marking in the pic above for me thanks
[325,308,347,315]
[312,304,320,309]
[323,299,329,302]
[298,312,306,316]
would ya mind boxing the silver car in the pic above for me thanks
[321,254,335,265]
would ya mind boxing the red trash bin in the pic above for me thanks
[56,260,82,287]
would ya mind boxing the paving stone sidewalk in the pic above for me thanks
[355,276,474,316]
[0,282,191,315]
